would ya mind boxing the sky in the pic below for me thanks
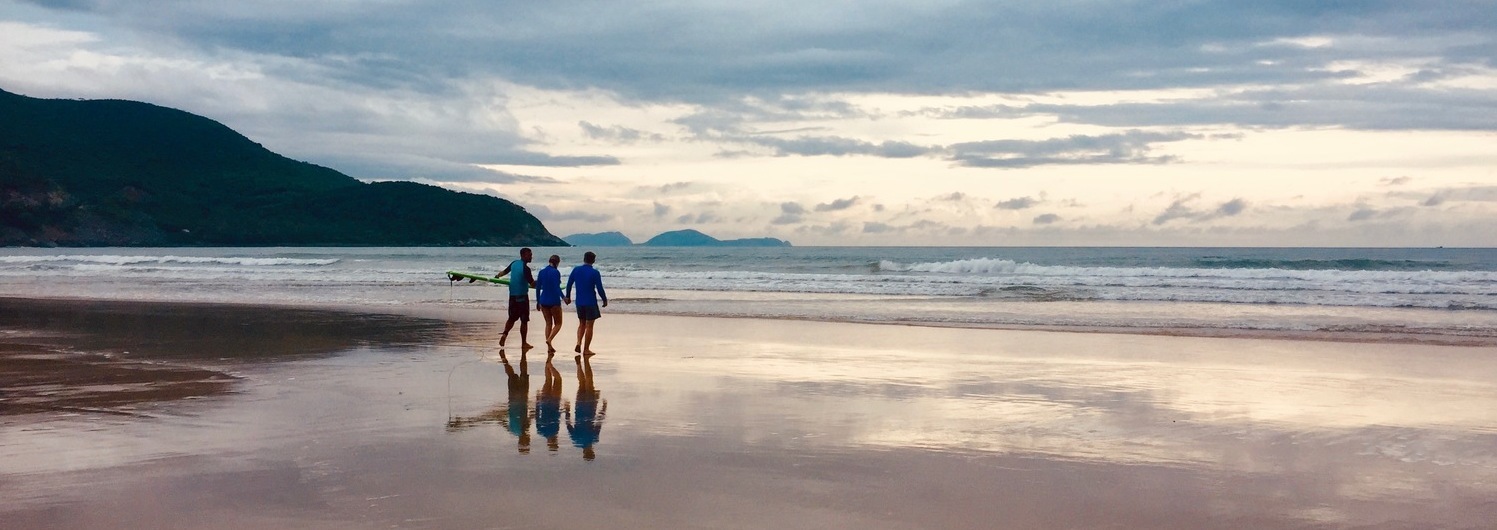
[2,1,1495,246]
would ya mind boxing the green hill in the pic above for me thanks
[0,88,565,246]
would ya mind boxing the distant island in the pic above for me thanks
[643,229,791,247]
[563,229,790,247]
[563,231,635,246]
[0,88,565,247]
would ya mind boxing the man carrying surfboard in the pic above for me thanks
[496,248,537,350]
[564,251,608,356]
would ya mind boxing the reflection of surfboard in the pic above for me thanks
[446,271,511,285]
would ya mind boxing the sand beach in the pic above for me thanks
[3,296,1496,529]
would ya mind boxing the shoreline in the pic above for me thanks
[6,293,1496,348]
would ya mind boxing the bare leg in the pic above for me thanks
[500,317,517,347]
[581,320,596,356]
[575,317,585,353]
[547,308,563,353]
[520,319,532,350]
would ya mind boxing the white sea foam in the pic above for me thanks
[2,247,1494,338]
[0,255,340,267]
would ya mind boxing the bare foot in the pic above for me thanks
[582,350,597,357]
[574,344,581,353]
[499,333,508,347]
[522,343,535,351]
[547,343,556,354]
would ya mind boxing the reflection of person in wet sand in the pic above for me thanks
[499,350,532,454]
[565,355,607,460]
[443,352,532,455]
[534,356,563,452]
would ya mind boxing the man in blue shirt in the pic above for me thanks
[535,254,564,355]
[495,248,536,351]
[564,251,608,356]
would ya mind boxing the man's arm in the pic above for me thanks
[495,264,512,278]
[523,265,536,288]
[595,270,608,307]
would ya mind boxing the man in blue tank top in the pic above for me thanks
[495,248,536,350]
[535,254,564,355]
[564,251,608,356]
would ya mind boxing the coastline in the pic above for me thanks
[4,296,1497,528]
[8,291,1496,348]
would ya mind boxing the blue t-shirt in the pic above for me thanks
[536,265,562,306]
[506,259,533,297]
[565,264,607,307]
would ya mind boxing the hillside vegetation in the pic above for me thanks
[0,88,564,246]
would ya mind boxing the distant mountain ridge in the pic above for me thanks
[643,229,791,247]
[0,88,565,246]
[563,231,634,246]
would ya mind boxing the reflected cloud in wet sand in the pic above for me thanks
[4,303,1496,528]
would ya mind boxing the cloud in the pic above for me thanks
[1348,207,1381,222]
[747,135,934,158]
[815,197,860,212]
[772,202,806,225]
[1152,195,1248,225]
[676,212,721,224]
[1216,198,1248,217]
[996,196,1040,210]
[1033,213,1061,225]
[1153,195,1202,225]
[579,120,665,143]
[528,205,615,223]
[653,202,671,217]
[1393,185,1497,207]
[951,130,1200,169]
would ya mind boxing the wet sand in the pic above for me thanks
[3,297,1497,528]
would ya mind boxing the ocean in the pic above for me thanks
[2,246,1495,343]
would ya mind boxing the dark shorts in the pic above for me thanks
[507,295,530,322]
[577,304,601,321]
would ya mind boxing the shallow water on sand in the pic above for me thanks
[3,300,1497,528]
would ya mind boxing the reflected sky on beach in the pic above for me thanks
[6,302,1497,528]
[433,315,1497,511]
